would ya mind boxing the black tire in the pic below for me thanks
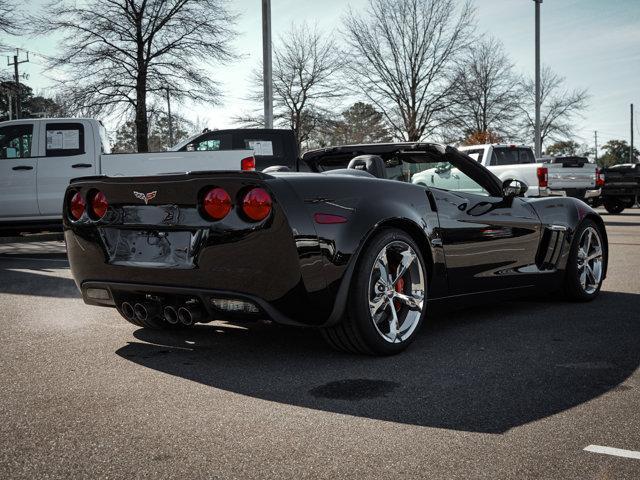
[603,198,624,214]
[563,219,606,302]
[321,228,427,355]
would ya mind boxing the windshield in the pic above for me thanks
[407,159,490,196]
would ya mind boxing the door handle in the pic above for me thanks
[72,163,93,168]
[12,165,33,171]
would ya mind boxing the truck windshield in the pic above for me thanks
[491,148,536,166]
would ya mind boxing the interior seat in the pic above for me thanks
[347,155,386,179]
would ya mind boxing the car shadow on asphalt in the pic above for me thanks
[0,257,78,299]
[115,291,640,434]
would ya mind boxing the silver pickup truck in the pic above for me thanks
[457,144,599,200]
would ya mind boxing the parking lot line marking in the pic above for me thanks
[584,445,640,460]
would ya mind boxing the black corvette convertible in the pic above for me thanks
[64,143,607,355]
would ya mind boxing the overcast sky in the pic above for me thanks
[2,0,639,147]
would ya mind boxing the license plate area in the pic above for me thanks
[100,228,199,268]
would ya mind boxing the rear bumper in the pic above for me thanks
[80,280,306,326]
[547,188,600,199]
[64,211,335,327]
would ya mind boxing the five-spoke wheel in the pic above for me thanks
[576,226,604,295]
[321,228,427,355]
[368,241,425,343]
[564,219,606,301]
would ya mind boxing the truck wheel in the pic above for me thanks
[563,220,606,302]
[603,198,624,214]
[321,229,427,355]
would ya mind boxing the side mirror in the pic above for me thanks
[502,178,528,198]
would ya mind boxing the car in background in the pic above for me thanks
[0,120,301,234]
[428,144,600,200]
[170,128,301,172]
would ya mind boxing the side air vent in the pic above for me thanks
[536,225,568,270]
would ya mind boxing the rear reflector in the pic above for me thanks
[211,298,260,314]
[537,167,548,188]
[89,190,108,219]
[86,288,110,300]
[69,192,86,220]
[241,156,256,171]
[203,187,232,220]
[314,213,348,224]
[242,187,272,221]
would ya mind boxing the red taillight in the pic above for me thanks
[69,192,85,220]
[203,188,232,220]
[89,190,108,219]
[242,188,272,221]
[596,168,605,187]
[241,156,256,171]
[537,166,548,188]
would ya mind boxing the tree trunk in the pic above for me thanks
[135,74,149,152]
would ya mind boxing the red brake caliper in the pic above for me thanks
[394,277,405,311]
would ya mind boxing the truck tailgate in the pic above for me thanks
[546,164,596,190]
[99,150,254,177]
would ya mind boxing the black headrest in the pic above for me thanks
[347,155,386,178]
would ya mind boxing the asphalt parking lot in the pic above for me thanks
[1,210,639,479]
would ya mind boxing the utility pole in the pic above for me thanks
[166,87,174,146]
[594,130,598,164]
[631,103,635,163]
[533,0,542,158]
[262,0,273,129]
[7,49,29,120]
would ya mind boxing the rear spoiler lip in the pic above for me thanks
[69,170,273,186]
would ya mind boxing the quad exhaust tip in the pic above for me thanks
[133,302,160,322]
[177,304,203,326]
[163,306,179,325]
[133,303,148,321]
[121,302,135,320]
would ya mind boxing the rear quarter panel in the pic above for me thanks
[277,173,446,323]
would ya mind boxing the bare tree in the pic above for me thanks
[518,66,589,148]
[0,1,18,37]
[237,23,344,152]
[448,37,522,142]
[311,102,392,148]
[34,0,236,152]
[343,0,475,141]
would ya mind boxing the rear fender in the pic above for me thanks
[305,185,444,326]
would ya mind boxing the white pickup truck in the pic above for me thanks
[0,118,255,233]
[413,144,599,199]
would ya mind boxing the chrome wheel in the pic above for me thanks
[577,226,603,295]
[368,240,425,343]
